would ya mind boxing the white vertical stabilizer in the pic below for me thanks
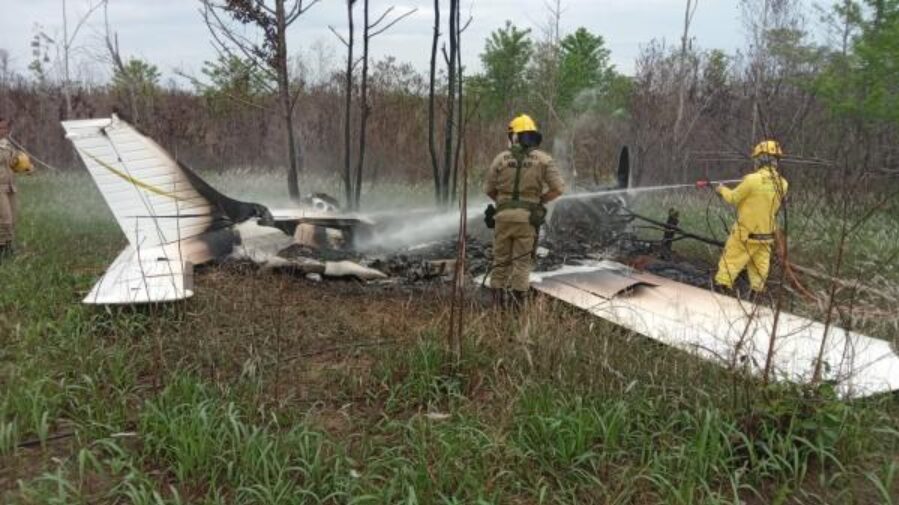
[62,116,216,248]
[63,116,217,303]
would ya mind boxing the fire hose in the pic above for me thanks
[623,209,817,301]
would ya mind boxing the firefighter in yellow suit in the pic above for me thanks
[713,140,789,293]
[0,117,33,259]
[484,114,565,307]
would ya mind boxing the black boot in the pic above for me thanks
[712,283,734,296]
[491,288,506,310]
[0,244,11,261]
[748,288,768,305]
[509,290,528,311]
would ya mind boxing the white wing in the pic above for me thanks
[84,245,193,304]
[532,261,899,398]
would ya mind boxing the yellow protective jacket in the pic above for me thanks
[716,165,788,242]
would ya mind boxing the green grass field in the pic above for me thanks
[2,172,898,504]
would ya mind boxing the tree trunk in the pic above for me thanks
[343,0,355,207]
[451,2,463,204]
[62,0,72,119]
[354,0,370,210]
[428,0,441,204]
[441,0,458,205]
[750,0,769,145]
[276,0,300,201]
[673,0,695,183]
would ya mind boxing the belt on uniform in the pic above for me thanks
[495,200,542,213]
[748,233,775,241]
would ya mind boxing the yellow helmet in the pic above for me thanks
[10,152,33,173]
[751,140,784,159]
[508,114,538,134]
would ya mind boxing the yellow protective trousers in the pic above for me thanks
[490,220,536,292]
[714,231,772,292]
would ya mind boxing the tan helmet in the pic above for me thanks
[751,140,784,159]
[508,114,538,134]
[10,152,33,173]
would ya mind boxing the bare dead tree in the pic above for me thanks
[447,137,468,362]
[60,0,106,118]
[103,2,157,125]
[201,0,320,201]
[333,1,415,209]
[672,0,698,153]
[331,0,356,208]
[446,1,472,359]
[428,0,441,203]
[451,9,472,202]
[533,0,565,136]
[427,0,463,206]
[103,3,133,119]
[440,0,459,205]
[354,3,417,209]
[355,1,367,210]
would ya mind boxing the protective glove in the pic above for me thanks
[484,204,496,229]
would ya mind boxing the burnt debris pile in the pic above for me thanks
[257,196,717,289]
[368,238,492,283]
[546,196,633,252]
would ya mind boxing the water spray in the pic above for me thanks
[558,178,743,201]
[354,178,743,252]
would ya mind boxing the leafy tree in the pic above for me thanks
[476,21,533,118]
[766,27,825,79]
[112,58,160,97]
[702,49,729,92]
[817,0,899,124]
[201,55,269,103]
[526,39,563,128]
[601,73,633,116]
[557,28,613,110]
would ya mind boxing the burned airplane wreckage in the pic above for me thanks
[64,116,899,398]
[62,116,383,304]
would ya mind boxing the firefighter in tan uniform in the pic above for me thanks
[484,114,565,307]
[0,117,32,258]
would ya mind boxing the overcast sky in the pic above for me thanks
[0,0,769,84]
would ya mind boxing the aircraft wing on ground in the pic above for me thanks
[270,209,374,222]
[532,261,899,399]
[268,209,375,234]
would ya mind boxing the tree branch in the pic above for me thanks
[368,6,395,29]
[205,40,277,93]
[201,1,277,80]
[175,69,270,110]
[460,14,473,33]
[328,25,350,47]
[68,0,107,47]
[369,8,417,38]
[256,0,276,16]
[287,0,321,25]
